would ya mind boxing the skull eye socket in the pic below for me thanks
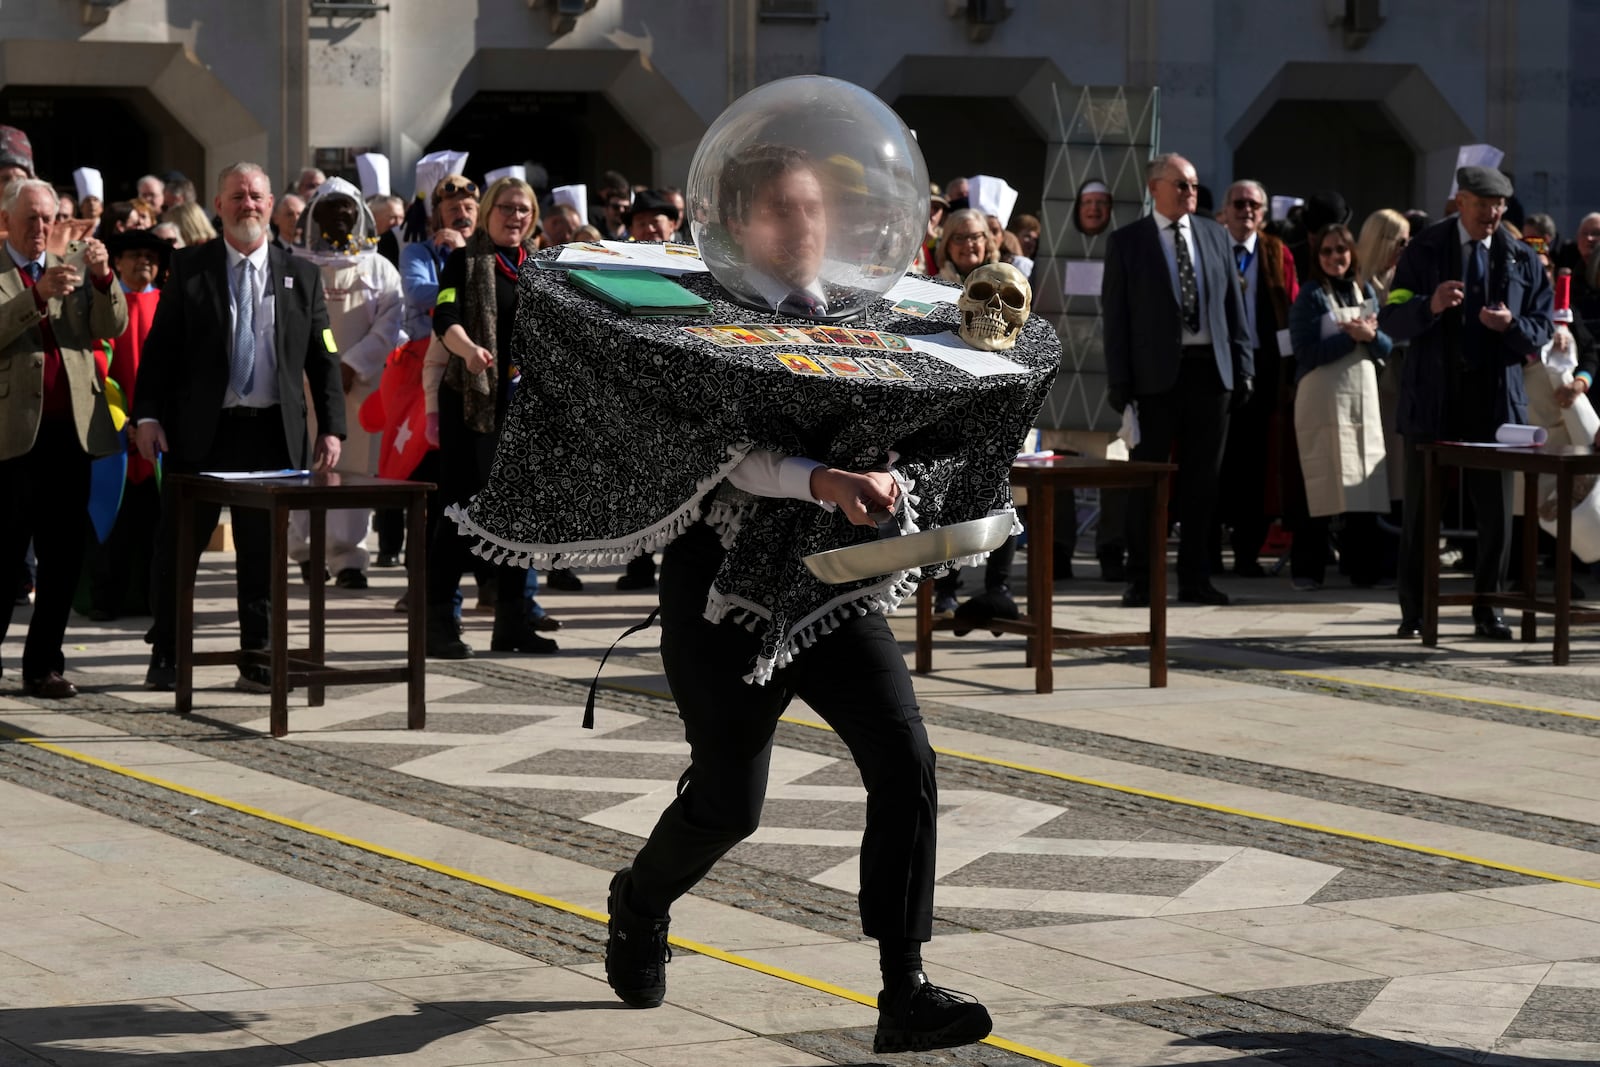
[967,282,996,302]
[999,286,1026,308]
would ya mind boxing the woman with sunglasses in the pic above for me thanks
[425,176,560,658]
[1288,224,1394,591]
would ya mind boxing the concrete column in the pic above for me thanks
[280,0,310,183]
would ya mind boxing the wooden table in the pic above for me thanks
[1421,443,1600,664]
[915,456,1175,693]
[171,472,432,737]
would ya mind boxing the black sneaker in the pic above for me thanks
[374,552,401,568]
[605,868,670,1008]
[873,972,993,1054]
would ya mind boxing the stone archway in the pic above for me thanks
[0,40,267,198]
[1227,63,1474,217]
[875,56,1069,215]
[439,49,706,188]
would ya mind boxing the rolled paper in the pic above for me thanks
[1495,423,1549,446]
[1563,393,1600,446]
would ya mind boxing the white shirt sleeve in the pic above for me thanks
[725,449,829,507]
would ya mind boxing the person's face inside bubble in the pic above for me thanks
[729,165,828,291]
[313,195,360,249]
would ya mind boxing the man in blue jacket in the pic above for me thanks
[1380,166,1553,639]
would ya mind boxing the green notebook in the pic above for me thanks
[567,268,712,317]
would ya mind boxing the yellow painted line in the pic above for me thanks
[1280,669,1600,723]
[0,726,1090,1067]
[770,714,1600,892]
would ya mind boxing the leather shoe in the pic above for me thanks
[334,568,368,590]
[529,614,562,632]
[546,568,584,592]
[25,672,77,699]
[145,650,176,691]
[1178,583,1231,606]
[1121,584,1150,608]
[1474,615,1514,640]
[1396,618,1421,638]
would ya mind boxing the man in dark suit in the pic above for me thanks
[1216,179,1299,577]
[0,179,128,698]
[1381,166,1553,639]
[1102,153,1253,606]
[134,162,345,692]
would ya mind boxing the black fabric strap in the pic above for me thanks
[583,608,660,729]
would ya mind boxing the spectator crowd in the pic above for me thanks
[1,116,1597,700]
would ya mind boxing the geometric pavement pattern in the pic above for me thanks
[253,673,1600,1061]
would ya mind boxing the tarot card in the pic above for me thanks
[892,299,936,318]
[773,352,830,376]
[818,326,858,346]
[711,325,767,346]
[821,355,872,379]
[874,332,912,352]
[859,356,913,381]
[572,242,623,257]
[682,326,740,347]
[847,330,886,348]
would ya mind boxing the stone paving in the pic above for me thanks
[1,546,1599,1065]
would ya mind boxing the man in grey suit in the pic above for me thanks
[1102,153,1252,606]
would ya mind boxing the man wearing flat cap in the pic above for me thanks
[1380,165,1553,640]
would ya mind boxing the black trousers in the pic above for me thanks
[1126,356,1231,588]
[629,522,938,942]
[88,477,161,617]
[149,408,291,655]
[425,385,524,626]
[1292,512,1384,586]
[1217,349,1275,565]
[0,419,91,680]
[1398,435,1510,621]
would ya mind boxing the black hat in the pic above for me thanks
[1302,190,1351,234]
[106,227,174,268]
[1456,166,1514,198]
[624,189,679,225]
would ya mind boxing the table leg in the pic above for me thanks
[914,581,932,674]
[176,481,195,716]
[308,507,326,708]
[1422,448,1441,647]
[1555,470,1573,667]
[1032,479,1055,695]
[1522,473,1539,642]
[406,490,426,730]
[270,507,290,738]
[1150,472,1169,688]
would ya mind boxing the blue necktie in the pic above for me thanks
[1465,241,1487,316]
[24,261,41,283]
[230,259,256,397]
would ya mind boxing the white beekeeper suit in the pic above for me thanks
[288,177,405,577]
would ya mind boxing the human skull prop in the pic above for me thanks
[957,262,1031,351]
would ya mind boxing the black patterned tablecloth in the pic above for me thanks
[453,249,1060,682]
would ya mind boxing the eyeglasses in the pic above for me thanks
[1162,178,1197,193]
[438,177,478,198]
[949,232,985,245]
[494,202,534,218]
[1231,199,1263,211]
[1318,245,1351,257]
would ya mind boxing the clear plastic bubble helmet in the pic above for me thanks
[686,75,929,322]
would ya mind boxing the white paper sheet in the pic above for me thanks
[905,331,1028,377]
[1119,401,1140,449]
[1275,328,1293,356]
[885,275,961,306]
[1063,260,1104,296]
[1270,195,1303,222]
[413,150,468,200]
[1449,144,1505,197]
[547,239,707,276]
[1495,423,1548,446]
[201,469,311,481]
[355,153,390,199]
[551,183,587,221]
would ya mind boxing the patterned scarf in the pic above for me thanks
[445,229,536,433]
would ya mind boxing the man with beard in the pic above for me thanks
[134,162,344,693]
